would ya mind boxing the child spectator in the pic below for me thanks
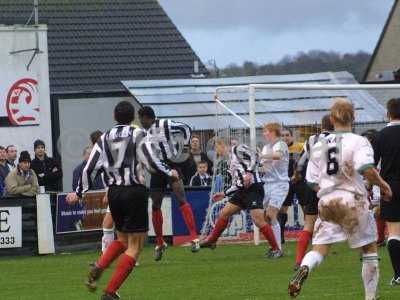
[190,161,212,187]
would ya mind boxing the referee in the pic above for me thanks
[374,98,400,286]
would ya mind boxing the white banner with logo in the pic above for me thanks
[0,26,43,126]
[0,207,22,248]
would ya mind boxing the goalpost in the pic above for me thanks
[201,83,400,246]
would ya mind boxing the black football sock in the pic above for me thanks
[388,237,400,278]
[278,212,288,244]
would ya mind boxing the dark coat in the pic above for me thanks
[0,162,10,196]
[0,162,10,181]
[189,172,212,187]
[186,152,214,182]
[31,155,63,191]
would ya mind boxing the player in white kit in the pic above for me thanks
[288,98,392,300]
[261,123,290,257]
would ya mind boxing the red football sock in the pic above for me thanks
[295,230,312,265]
[208,217,229,243]
[260,224,279,251]
[105,254,136,295]
[152,209,165,246]
[180,203,198,240]
[376,216,386,243]
[97,240,126,270]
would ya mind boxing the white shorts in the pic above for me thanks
[312,190,377,249]
[263,181,289,210]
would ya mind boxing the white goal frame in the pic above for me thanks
[214,83,400,245]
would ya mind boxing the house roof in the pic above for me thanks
[363,0,399,82]
[0,0,208,93]
[122,71,387,130]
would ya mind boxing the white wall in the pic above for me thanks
[58,96,140,191]
[0,25,52,157]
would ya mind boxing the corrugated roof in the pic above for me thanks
[0,0,208,93]
[122,71,387,130]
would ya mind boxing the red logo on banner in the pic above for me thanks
[6,78,40,126]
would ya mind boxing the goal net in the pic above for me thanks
[200,83,400,245]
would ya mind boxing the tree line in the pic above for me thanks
[208,50,371,82]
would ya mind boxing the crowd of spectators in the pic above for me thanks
[0,141,62,198]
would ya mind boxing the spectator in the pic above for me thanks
[0,177,4,197]
[188,135,213,178]
[191,135,213,166]
[6,145,17,171]
[0,146,10,196]
[72,146,104,191]
[0,146,10,179]
[5,151,39,197]
[31,139,63,192]
[190,161,212,187]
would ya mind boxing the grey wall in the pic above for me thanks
[58,96,141,192]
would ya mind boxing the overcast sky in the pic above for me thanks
[158,0,394,68]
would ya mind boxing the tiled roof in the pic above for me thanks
[0,0,208,93]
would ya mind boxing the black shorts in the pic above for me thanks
[229,183,264,210]
[304,187,319,215]
[283,181,309,207]
[381,180,400,222]
[108,185,149,233]
[150,159,189,191]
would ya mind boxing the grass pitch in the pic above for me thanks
[1,242,399,300]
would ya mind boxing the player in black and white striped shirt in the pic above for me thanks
[199,139,280,255]
[138,106,200,260]
[66,101,177,300]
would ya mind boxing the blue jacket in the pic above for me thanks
[72,161,104,191]
[0,178,4,197]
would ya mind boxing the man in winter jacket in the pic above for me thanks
[31,140,63,192]
[5,151,39,197]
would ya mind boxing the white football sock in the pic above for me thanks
[362,253,379,300]
[301,250,324,272]
[102,228,115,253]
[271,219,281,250]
